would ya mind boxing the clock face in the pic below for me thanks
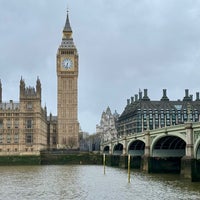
[62,58,73,69]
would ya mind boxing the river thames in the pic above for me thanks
[0,165,200,200]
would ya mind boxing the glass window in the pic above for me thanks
[7,119,11,128]
[53,136,56,145]
[14,119,19,128]
[26,133,33,144]
[0,119,3,128]
[26,119,33,129]
[27,103,32,110]
[14,133,19,144]
[7,134,11,143]
[0,134,3,143]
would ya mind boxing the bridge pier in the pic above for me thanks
[179,123,200,181]
[141,131,151,172]
[141,155,151,172]
[181,123,195,179]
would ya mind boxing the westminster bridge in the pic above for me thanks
[100,121,200,181]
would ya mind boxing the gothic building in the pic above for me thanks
[96,107,119,142]
[56,11,79,149]
[0,77,47,155]
[117,89,200,136]
[0,11,79,155]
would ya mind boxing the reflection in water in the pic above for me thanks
[0,165,200,200]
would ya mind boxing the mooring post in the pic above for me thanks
[103,153,106,175]
[128,154,131,183]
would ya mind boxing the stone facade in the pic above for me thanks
[96,107,119,143]
[56,12,79,149]
[0,11,80,155]
[47,114,57,150]
[0,77,47,155]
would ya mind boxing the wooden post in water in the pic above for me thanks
[128,154,131,183]
[103,153,106,175]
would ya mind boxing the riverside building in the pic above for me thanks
[0,11,79,155]
[0,78,47,155]
[117,89,200,136]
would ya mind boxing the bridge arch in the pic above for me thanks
[128,140,145,156]
[103,146,110,154]
[151,135,186,157]
[194,138,200,159]
[113,143,123,155]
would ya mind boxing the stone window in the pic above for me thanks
[26,119,33,129]
[27,103,32,110]
[7,133,11,143]
[53,135,56,145]
[14,133,19,144]
[14,119,19,128]
[26,133,33,144]
[0,133,3,144]
[0,119,3,128]
[6,119,11,128]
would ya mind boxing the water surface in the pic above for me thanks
[0,165,200,200]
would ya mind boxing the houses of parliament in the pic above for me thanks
[0,12,79,155]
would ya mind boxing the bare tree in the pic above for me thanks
[68,136,77,149]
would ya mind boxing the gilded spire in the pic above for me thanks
[63,9,72,33]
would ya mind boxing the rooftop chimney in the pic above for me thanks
[131,96,134,103]
[127,99,130,105]
[185,89,189,97]
[139,90,142,100]
[135,94,138,101]
[142,89,150,101]
[183,89,191,101]
[161,89,169,101]
[196,92,200,101]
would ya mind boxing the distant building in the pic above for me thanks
[79,128,89,151]
[96,107,119,142]
[117,89,200,136]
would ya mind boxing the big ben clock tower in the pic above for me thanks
[57,11,79,149]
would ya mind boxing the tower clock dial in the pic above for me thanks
[62,58,73,69]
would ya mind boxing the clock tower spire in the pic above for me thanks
[63,10,72,35]
[57,10,79,149]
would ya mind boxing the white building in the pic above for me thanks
[96,107,119,142]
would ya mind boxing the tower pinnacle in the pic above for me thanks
[63,10,72,33]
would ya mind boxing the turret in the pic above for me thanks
[36,76,41,98]
[20,76,25,98]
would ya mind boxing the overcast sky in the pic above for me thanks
[0,0,200,133]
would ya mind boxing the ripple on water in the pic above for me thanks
[0,165,200,200]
